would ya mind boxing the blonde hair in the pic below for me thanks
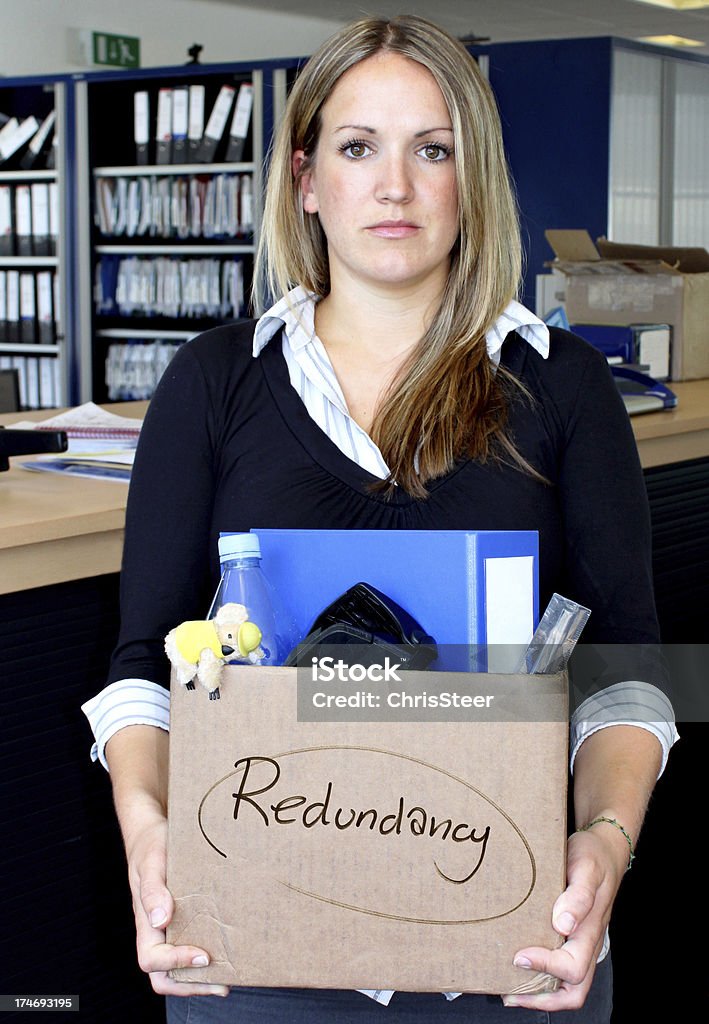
[255,15,532,498]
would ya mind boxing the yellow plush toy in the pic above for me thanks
[164,602,264,700]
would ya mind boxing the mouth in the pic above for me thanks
[366,221,420,238]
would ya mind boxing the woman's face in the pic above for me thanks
[294,51,459,297]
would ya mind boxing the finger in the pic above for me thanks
[149,971,229,998]
[135,847,175,929]
[502,980,593,1012]
[549,877,597,937]
[137,935,221,976]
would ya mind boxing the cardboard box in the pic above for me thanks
[167,665,568,995]
[545,229,709,381]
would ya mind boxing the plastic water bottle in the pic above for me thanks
[207,533,294,666]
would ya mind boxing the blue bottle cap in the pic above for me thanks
[218,532,262,563]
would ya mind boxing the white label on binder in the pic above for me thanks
[0,117,19,147]
[37,271,53,323]
[188,85,205,141]
[134,91,150,145]
[7,270,19,321]
[172,88,189,138]
[0,270,6,320]
[0,186,12,241]
[29,110,56,154]
[0,116,39,161]
[15,185,32,237]
[485,555,534,672]
[20,273,36,317]
[156,89,173,142]
[31,183,50,235]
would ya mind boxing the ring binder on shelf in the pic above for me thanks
[156,88,173,166]
[225,82,253,163]
[172,87,189,163]
[134,90,150,165]
[187,84,205,163]
[15,184,33,257]
[197,84,235,163]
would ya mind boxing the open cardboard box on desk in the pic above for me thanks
[545,229,709,381]
[166,665,568,995]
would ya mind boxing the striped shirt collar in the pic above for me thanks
[253,285,549,363]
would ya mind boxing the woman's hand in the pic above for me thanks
[105,725,229,999]
[502,824,626,1010]
[126,810,229,998]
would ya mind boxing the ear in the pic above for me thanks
[292,149,319,215]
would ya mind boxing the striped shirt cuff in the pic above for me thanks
[80,678,170,771]
[570,680,679,776]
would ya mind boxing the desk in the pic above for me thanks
[2,388,709,594]
[631,379,709,468]
[0,401,147,595]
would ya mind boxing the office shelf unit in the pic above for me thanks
[0,76,70,409]
[74,63,264,403]
[468,37,709,310]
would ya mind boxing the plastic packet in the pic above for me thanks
[517,593,591,674]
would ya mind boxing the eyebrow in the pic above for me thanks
[332,124,453,135]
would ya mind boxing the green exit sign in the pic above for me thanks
[92,32,140,68]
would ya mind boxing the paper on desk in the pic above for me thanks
[20,459,132,482]
[10,401,143,437]
[18,437,136,482]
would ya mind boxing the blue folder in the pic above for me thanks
[244,529,538,670]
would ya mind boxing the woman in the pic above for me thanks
[83,14,676,1022]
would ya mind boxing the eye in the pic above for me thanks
[418,142,452,162]
[338,138,372,159]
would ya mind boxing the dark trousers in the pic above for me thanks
[166,953,612,1023]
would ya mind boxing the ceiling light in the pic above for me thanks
[632,0,709,10]
[638,33,706,46]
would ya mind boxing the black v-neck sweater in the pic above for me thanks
[109,320,659,688]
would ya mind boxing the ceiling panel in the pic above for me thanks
[204,0,709,54]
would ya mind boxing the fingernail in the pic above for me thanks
[149,908,168,927]
[513,956,532,969]
[192,955,209,967]
[556,911,576,933]
[502,996,519,1007]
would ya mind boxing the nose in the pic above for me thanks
[375,150,413,205]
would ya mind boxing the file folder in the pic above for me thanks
[19,273,37,344]
[134,91,150,165]
[19,110,56,170]
[156,89,173,166]
[15,185,32,257]
[0,118,19,160]
[30,183,51,257]
[197,85,235,163]
[6,270,20,344]
[0,116,39,166]
[225,82,253,163]
[26,355,40,408]
[250,529,539,669]
[171,87,189,163]
[36,271,54,344]
[187,85,205,163]
[0,185,13,256]
[48,182,58,256]
[0,270,6,342]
